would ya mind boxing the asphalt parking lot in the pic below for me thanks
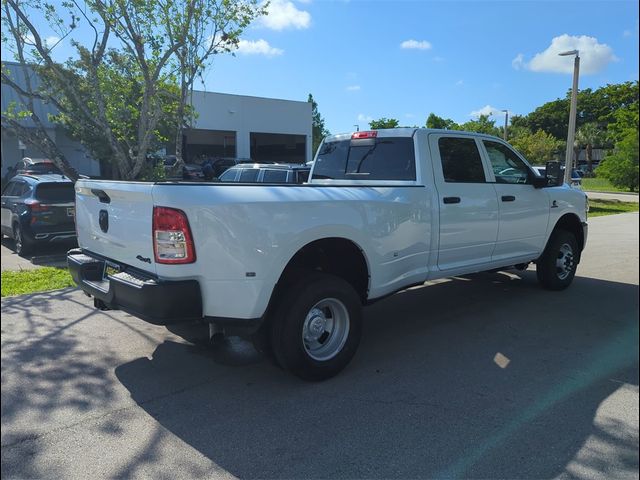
[1,237,72,271]
[1,213,638,479]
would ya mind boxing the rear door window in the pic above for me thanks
[313,137,415,181]
[35,183,75,202]
[239,168,259,182]
[438,137,486,183]
[2,181,20,196]
[218,169,238,182]
[262,169,289,183]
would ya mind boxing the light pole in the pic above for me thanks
[559,49,580,185]
[353,124,360,132]
[501,109,509,141]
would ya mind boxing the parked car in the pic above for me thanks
[533,166,582,188]
[69,128,588,380]
[200,157,255,180]
[218,163,311,184]
[162,156,204,181]
[1,174,76,255]
[10,157,63,177]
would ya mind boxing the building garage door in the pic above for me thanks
[184,129,236,163]
[250,132,306,164]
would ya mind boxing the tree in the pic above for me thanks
[369,117,399,129]
[426,113,459,130]
[308,94,329,156]
[521,98,570,140]
[165,0,265,172]
[1,0,264,180]
[459,115,500,136]
[509,128,563,165]
[575,123,605,173]
[596,129,639,192]
[510,81,639,142]
[608,101,639,144]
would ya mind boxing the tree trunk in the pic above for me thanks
[586,144,593,173]
[573,145,580,169]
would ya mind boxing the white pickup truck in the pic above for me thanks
[68,128,588,380]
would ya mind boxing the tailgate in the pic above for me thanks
[75,180,157,274]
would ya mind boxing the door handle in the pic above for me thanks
[443,196,461,204]
[501,195,516,202]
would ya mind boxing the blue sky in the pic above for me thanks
[206,0,639,133]
[3,0,639,135]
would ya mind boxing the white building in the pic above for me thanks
[1,62,100,178]
[1,61,312,178]
[185,90,312,164]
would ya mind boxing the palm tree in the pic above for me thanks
[575,123,604,173]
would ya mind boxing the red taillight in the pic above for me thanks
[352,131,378,139]
[24,199,49,212]
[152,206,196,264]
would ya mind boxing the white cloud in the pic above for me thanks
[512,34,617,75]
[623,29,632,37]
[455,79,464,86]
[357,113,372,123]
[511,53,525,70]
[44,36,61,47]
[236,39,283,57]
[469,105,510,118]
[400,39,432,50]
[260,0,311,30]
[346,85,360,91]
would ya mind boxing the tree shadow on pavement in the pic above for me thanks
[0,288,146,479]
[108,271,638,479]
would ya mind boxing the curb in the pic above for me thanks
[585,190,639,196]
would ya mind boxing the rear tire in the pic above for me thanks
[270,272,363,381]
[536,230,578,290]
[13,223,32,256]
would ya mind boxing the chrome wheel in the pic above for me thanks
[302,298,350,361]
[556,243,574,280]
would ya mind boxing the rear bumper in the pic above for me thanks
[67,249,202,325]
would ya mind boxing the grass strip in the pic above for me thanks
[1,267,75,297]
[582,177,636,193]
[588,199,639,217]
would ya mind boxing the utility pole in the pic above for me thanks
[559,49,580,185]
[502,110,509,141]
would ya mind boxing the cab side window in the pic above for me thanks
[438,137,486,183]
[483,140,531,184]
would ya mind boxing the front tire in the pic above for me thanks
[270,272,363,381]
[536,230,578,290]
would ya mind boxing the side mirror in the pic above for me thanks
[532,176,547,188]
[545,161,563,187]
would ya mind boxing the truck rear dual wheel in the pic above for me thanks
[536,230,578,291]
[269,272,363,381]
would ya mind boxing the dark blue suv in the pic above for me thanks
[1,174,76,255]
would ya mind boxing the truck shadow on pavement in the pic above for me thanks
[111,270,639,479]
[1,236,75,268]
